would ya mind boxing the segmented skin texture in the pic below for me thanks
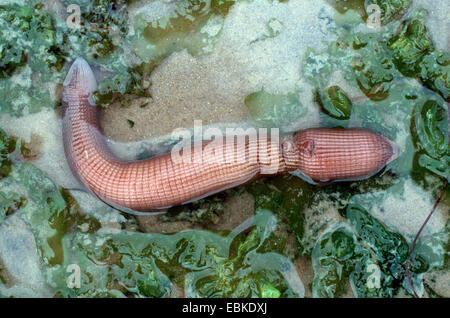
[294,128,397,182]
[62,58,398,212]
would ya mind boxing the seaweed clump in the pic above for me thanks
[0,1,151,112]
[311,203,445,297]
[0,129,16,178]
[303,31,400,102]
[389,15,449,100]
[246,175,312,256]
[411,99,449,179]
[0,3,65,115]
[0,192,26,224]
[47,210,300,297]
[185,211,298,297]
[0,130,25,222]
[0,3,65,78]
[389,18,433,77]
[159,196,225,225]
[315,85,353,120]
[304,8,449,108]
[62,0,129,59]
[62,0,152,108]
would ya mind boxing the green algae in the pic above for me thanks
[246,172,399,257]
[366,0,411,25]
[411,99,449,179]
[0,65,56,116]
[0,191,26,225]
[414,99,448,160]
[389,17,433,77]
[0,0,154,112]
[0,0,449,298]
[315,85,352,120]
[419,50,450,100]
[334,31,399,102]
[303,9,449,105]
[244,89,306,129]
[160,195,225,225]
[51,209,301,297]
[351,35,397,101]
[387,13,449,100]
[61,0,153,107]
[184,210,299,297]
[245,168,448,297]
[346,204,409,272]
[0,129,16,178]
[311,227,358,297]
[0,3,62,115]
[62,0,129,59]
[311,203,447,298]
[247,175,310,255]
[0,3,65,79]
[0,1,124,113]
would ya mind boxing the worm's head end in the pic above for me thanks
[63,57,97,105]
[290,129,400,183]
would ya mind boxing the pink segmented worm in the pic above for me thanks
[62,57,399,212]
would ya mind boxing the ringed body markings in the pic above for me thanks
[62,57,399,212]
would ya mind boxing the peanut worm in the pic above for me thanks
[62,58,399,212]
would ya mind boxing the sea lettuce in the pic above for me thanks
[0,129,16,178]
[388,13,449,99]
[315,85,352,120]
[48,210,302,297]
[0,3,64,115]
[312,203,446,297]
[412,99,449,179]
[0,3,65,79]
[389,18,433,77]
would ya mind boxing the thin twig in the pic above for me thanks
[405,177,448,298]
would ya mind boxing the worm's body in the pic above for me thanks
[62,58,398,212]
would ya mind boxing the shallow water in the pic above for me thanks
[0,0,448,298]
